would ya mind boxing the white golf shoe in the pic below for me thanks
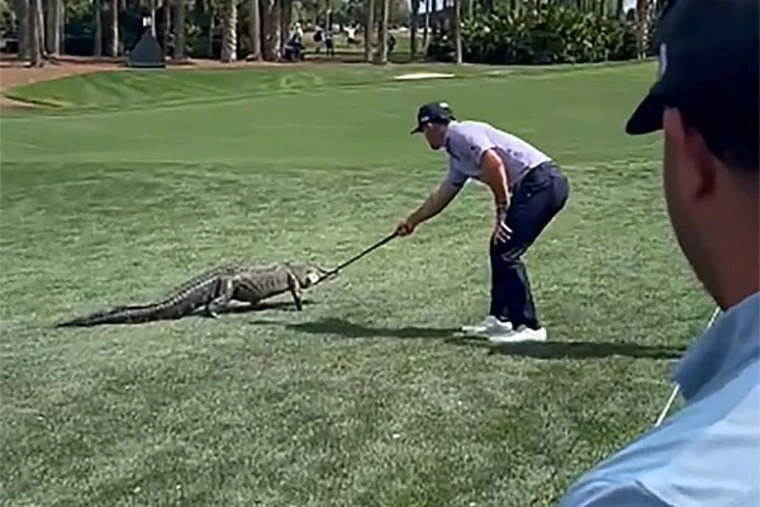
[488,325,547,345]
[460,315,513,336]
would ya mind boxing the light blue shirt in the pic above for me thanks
[442,120,552,189]
[558,291,760,507]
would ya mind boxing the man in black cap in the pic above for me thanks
[559,0,759,504]
[395,101,569,344]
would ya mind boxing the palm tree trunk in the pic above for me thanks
[279,0,290,51]
[248,0,261,60]
[109,0,119,57]
[452,0,461,63]
[35,0,46,57]
[44,0,61,55]
[274,0,282,58]
[94,0,102,56]
[635,0,646,58]
[422,0,429,49]
[162,0,171,56]
[147,0,156,37]
[206,1,214,58]
[174,0,185,59]
[377,0,388,64]
[409,0,419,59]
[220,0,237,62]
[28,0,44,65]
[15,0,30,60]
[363,0,374,62]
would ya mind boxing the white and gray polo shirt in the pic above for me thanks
[442,120,552,189]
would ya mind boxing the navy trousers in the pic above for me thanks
[489,161,569,329]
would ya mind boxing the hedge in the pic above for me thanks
[426,5,641,65]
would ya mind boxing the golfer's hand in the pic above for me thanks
[493,213,512,243]
[396,219,415,237]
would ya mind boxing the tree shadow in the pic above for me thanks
[279,318,685,360]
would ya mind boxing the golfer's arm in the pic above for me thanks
[408,182,460,226]
[477,149,510,208]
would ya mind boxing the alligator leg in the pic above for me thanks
[203,276,236,318]
[287,271,304,311]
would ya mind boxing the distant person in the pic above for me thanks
[313,26,325,53]
[282,31,304,61]
[387,33,396,56]
[324,29,335,57]
[292,21,303,40]
[346,25,358,45]
[558,0,759,505]
[394,102,569,344]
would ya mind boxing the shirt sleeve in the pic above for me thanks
[557,479,668,507]
[442,162,469,189]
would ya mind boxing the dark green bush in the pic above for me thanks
[426,5,638,65]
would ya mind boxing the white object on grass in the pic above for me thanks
[393,72,455,81]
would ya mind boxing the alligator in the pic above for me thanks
[55,261,327,327]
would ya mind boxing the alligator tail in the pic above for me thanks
[54,303,171,327]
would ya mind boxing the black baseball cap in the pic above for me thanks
[410,101,456,134]
[625,0,759,135]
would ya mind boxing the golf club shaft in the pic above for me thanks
[315,232,398,284]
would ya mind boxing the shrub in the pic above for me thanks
[426,4,638,65]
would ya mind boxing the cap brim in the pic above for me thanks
[625,86,666,135]
[410,125,423,134]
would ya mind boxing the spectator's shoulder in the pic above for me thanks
[560,371,760,507]
[559,477,668,507]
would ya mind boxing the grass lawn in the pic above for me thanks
[0,61,713,506]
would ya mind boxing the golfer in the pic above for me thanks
[395,102,569,343]
[559,0,759,504]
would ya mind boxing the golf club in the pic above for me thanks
[314,232,398,286]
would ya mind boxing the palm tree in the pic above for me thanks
[162,0,171,56]
[93,0,103,56]
[28,0,43,65]
[409,0,419,59]
[220,0,237,61]
[15,0,30,60]
[149,0,157,36]
[422,0,430,49]
[248,0,262,60]
[635,0,648,58]
[110,0,119,57]
[45,0,62,56]
[452,0,461,63]
[174,0,185,59]
[364,0,374,62]
[377,0,389,63]
[259,0,281,60]
[205,0,216,58]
